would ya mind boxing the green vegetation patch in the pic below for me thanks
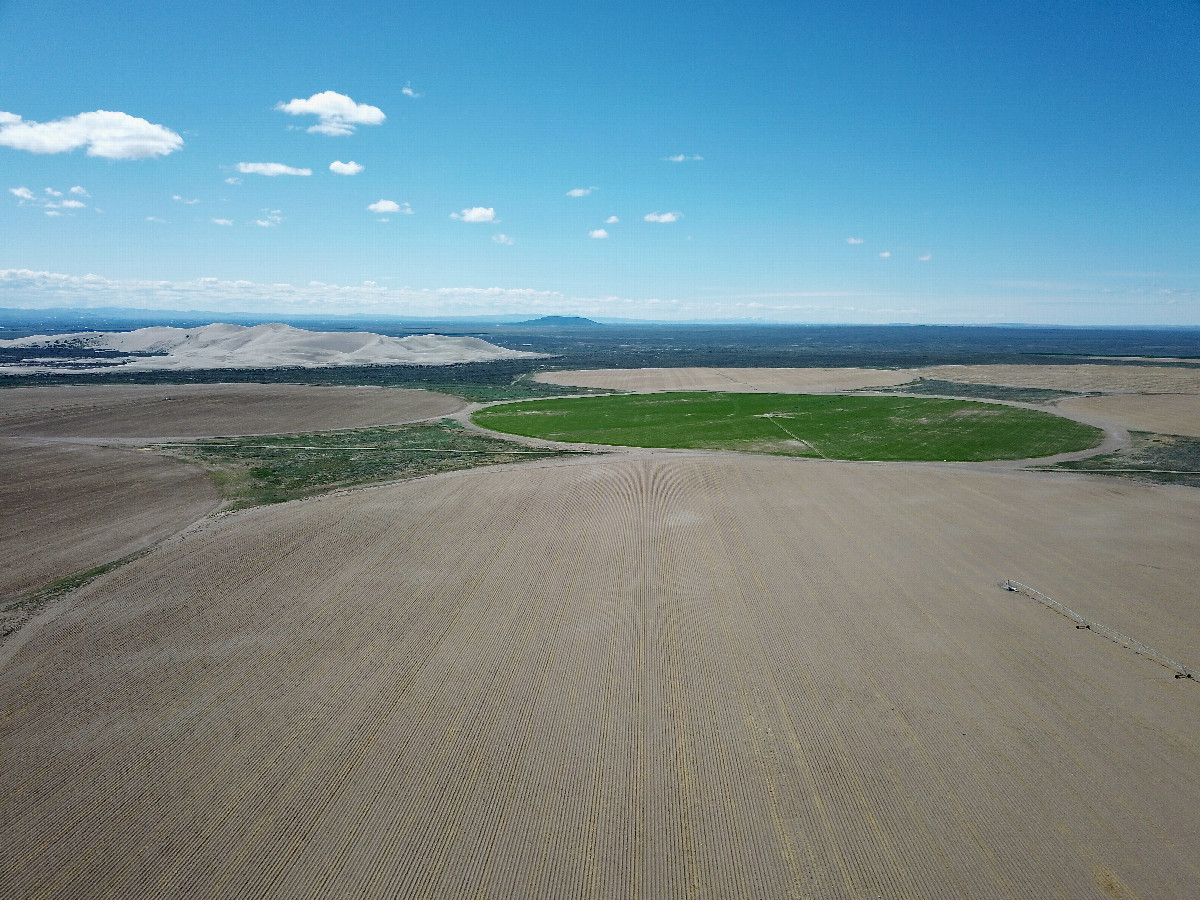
[154,423,580,509]
[473,392,1104,461]
[1042,431,1200,488]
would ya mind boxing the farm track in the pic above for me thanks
[2,455,1199,898]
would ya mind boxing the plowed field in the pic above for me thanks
[0,384,465,438]
[1057,393,1200,437]
[4,456,1198,899]
[0,439,219,604]
[535,366,918,392]
[538,364,1200,395]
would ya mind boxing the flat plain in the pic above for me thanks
[2,455,1198,899]
[0,439,219,603]
[474,392,1104,460]
[3,360,1199,900]
[1057,393,1200,437]
[540,363,1200,395]
[0,384,465,439]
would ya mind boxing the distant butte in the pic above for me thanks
[516,315,602,327]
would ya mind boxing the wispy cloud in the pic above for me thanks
[605,215,619,224]
[918,253,932,262]
[224,177,242,185]
[451,207,496,223]
[492,233,514,245]
[69,185,89,196]
[275,91,385,136]
[236,162,311,177]
[845,237,864,245]
[172,195,199,204]
[401,84,421,98]
[664,154,703,162]
[879,251,891,258]
[146,216,166,223]
[211,218,233,226]
[11,185,87,213]
[566,186,597,197]
[329,160,364,175]
[0,109,182,159]
[589,229,609,239]
[253,210,283,228]
[644,211,681,223]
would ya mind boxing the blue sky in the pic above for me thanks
[2,0,1198,324]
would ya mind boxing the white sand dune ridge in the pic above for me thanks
[0,323,545,372]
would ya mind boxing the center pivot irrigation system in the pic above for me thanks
[1004,580,1195,680]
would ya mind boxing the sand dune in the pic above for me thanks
[0,323,544,372]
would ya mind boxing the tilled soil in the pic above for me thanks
[3,455,1198,899]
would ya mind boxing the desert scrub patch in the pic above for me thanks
[153,423,580,509]
[473,392,1104,461]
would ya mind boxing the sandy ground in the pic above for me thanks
[0,323,543,373]
[0,439,219,602]
[0,384,465,439]
[535,366,919,392]
[539,363,1200,395]
[919,363,1200,394]
[3,454,1197,899]
[1056,393,1200,437]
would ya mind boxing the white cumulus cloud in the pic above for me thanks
[0,110,182,159]
[172,195,200,204]
[236,162,311,177]
[44,210,61,217]
[9,186,34,201]
[846,237,864,245]
[664,154,702,162]
[70,185,89,196]
[254,210,283,228]
[492,233,514,245]
[275,91,385,136]
[212,218,233,226]
[329,160,364,175]
[589,229,609,239]
[566,186,597,197]
[57,199,86,209]
[605,215,619,224]
[224,177,242,185]
[401,84,421,98]
[368,199,400,213]
[644,211,681,223]
[451,207,496,223]
[879,251,891,258]
[45,187,62,197]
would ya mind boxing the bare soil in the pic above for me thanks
[3,455,1197,898]
[0,439,219,604]
[535,366,918,392]
[0,384,465,439]
[539,364,1200,395]
[1057,393,1200,437]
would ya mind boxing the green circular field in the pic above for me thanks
[472,392,1105,461]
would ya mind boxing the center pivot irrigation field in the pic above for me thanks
[474,392,1104,461]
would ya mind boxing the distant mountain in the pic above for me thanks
[516,315,602,327]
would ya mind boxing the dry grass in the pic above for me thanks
[3,455,1198,898]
